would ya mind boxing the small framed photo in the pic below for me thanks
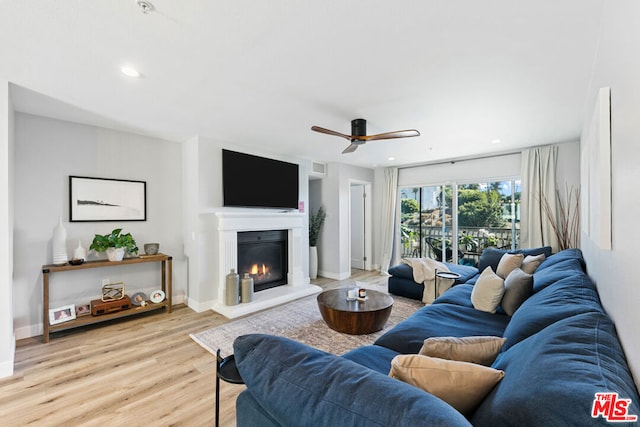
[75,304,91,317]
[49,304,76,325]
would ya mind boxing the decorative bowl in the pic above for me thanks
[68,258,85,266]
[144,243,160,255]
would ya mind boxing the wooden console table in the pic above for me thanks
[41,253,172,343]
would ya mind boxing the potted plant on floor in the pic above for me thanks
[309,206,326,279]
[90,228,139,261]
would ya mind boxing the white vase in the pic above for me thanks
[309,246,318,279]
[106,247,126,262]
[73,240,86,260]
[52,216,68,265]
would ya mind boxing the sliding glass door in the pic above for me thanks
[400,179,520,266]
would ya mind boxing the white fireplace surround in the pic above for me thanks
[211,209,321,318]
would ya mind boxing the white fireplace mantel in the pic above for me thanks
[209,209,321,318]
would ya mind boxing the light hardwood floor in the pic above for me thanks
[1,270,383,426]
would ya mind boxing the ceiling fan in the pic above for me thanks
[311,118,420,154]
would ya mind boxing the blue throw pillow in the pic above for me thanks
[478,246,552,273]
[233,334,471,426]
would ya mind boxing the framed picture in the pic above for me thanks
[69,176,146,222]
[49,304,76,325]
[75,304,91,317]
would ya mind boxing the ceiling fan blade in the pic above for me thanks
[342,143,359,154]
[364,129,421,141]
[311,126,352,141]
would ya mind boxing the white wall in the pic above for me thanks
[0,80,15,378]
[580,0,640,384]
[12,113,185,339]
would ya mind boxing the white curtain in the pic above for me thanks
[379,167,398,274]
[520,145,559,252]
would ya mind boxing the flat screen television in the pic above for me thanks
[222,149,299,209]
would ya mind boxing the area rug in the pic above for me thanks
[190,283,423,357]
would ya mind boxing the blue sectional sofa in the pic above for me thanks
[232,249,640,426]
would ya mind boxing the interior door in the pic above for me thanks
[350,184,365,270]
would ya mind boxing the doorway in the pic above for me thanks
[350,181,372,271]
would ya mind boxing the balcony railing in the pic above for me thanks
[401,226,519,267]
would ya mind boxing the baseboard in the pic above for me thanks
[0,334,15,378]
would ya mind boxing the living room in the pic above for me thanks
[1,0,640,424]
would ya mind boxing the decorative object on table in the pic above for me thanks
[68,258,85,266]
[240,273,254,303]
[72,239,86,261]
[101,282,125,302]
[131,292,147,306]
[69,175,147,222]
[150,289,165,303]
[346,286,358,301]
[75,304,91,317]
[308,206,326,279]
[89,228,139,261]
[91,296,132,315]
[225,269,240,306]
[49,304,76,325]
[52,216,68,266]
[143,242,159,255]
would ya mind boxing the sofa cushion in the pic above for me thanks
[432,283,474,307]
[234,334,472,427]
[532,257,588,293]
[472,312,640,426]
[389,354,505,416]
[534,247,585,273]
[374,303,510,354]
[389,262,479,283]
[495,253,524,279]
[471,267,505,314]
[502,273,604,351]
[500,268,533,316]
[341,344,400,375]
[419,336,506,366]
[521,253,545,274]
[478,246,552,273]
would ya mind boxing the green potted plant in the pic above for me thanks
[309,206,326,279]
[89,228,139,261]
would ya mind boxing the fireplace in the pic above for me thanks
[209,209,322,319]
[237,229,288,292]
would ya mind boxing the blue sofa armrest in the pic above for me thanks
[234,334,472,427]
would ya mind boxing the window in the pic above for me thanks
[400,179,520,266]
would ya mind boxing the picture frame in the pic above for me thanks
[49,304,76,325]
[69,176,147,222]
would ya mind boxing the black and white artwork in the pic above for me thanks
[69,176,147,222]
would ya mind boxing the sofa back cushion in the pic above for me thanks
[234,334,472,427]
[502,273,604,351]
[472,312,640,426]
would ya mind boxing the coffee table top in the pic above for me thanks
[317,288,393,313]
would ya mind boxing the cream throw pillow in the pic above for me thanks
[521,253,546,274]
[471,267,505,313]
[389,354,505,415]
[496,253,524,279]
[419,336,507,366]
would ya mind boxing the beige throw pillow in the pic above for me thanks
[496,253,524,279]
[389,354,505,416]
[419,336,507,366]
[521,253,546,274]
[471,267,505,313]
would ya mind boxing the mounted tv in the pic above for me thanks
[222,149,299,209]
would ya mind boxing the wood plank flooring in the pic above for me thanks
[0,270,385,426]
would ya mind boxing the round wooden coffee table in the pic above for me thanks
[317,288,394,335]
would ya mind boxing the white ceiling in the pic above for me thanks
[0,0,603,168]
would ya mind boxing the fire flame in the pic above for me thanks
[250,263,270,278]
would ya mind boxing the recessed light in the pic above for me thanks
[388,157,395,161]
[491,139,502,144]
[121,66,141,78]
